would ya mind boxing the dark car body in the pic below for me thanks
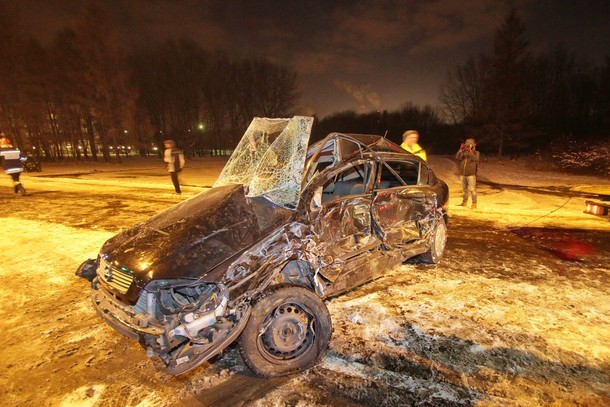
[77,116,448,376]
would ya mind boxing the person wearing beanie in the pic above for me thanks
[400,130,427,161]
[456,138,480,209]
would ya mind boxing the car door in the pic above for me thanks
[371,159,436,249]
[307,161,381,286]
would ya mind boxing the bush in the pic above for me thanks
[547,138,610,176]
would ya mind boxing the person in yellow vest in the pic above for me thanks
[400,130,427,161]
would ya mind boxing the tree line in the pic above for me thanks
[440,8,610,157]
[311,103,448,152]
[0,4,298,161]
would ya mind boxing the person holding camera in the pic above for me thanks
[456,138,479,208]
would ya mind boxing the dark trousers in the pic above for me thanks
[10,172,21,193]
[170,172,181,193]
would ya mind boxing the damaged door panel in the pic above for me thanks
[313,196,380,281]
[372,189,420,246]
[372,188,439,247]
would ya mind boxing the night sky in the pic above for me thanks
[3,0,609,118]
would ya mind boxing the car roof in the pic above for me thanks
[306,132,425,167]
[308,133,405,156]
[302,133,427,189]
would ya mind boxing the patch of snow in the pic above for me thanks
[321,354,472,404]
[348,313,366,324]
[59,385,106,407]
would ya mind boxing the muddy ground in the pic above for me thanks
[0,157,608,406]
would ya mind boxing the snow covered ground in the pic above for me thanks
[0,155,608,406]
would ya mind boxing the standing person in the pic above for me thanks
[400,130,427,161]
[0,137,27,195]
[456,138,480,208]
[163,140,185,194]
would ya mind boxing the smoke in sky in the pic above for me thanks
[333,79,381,111]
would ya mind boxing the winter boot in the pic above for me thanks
[14,182,26,196]
[471,202,477,209]
[458,201,467,207]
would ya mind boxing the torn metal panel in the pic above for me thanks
[310,196,380,282]
[371,188,435,248]
[223,221,318,294]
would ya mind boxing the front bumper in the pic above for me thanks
[85,268,252,375]
[90,278,164,340]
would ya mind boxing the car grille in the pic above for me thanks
[97,258,134,294]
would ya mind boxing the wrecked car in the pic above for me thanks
[77,116,449,377]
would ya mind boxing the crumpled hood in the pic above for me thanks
[100,184,292,285]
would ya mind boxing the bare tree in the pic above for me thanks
[75,3,136,162]
[440,55,485,124]
[250,58,299,117]
[483,7,531,157]
[439,7,531,157]
[133,39,210,154]
[0,8,27,148]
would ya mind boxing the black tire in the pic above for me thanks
[419,217,447,263]
[239,285,332,377]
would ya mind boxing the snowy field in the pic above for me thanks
[0,155,608,406]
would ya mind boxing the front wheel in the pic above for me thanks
[419,217,447,263]
[239,285,332,377]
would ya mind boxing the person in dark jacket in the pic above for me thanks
[456,138,479,208]
[163,139,185,194]
[0,137,27,195]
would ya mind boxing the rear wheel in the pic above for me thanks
[419,217,446,263]
[239,285,331,377]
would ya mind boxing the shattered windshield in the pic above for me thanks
[214,116,313,209]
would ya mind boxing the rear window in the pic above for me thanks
[377,161,419,188]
